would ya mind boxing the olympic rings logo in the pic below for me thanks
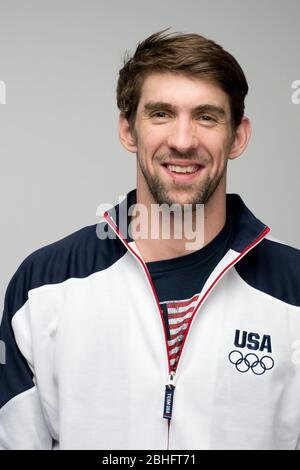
[228,350,274,375]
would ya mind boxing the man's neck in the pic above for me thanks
[133,186,226,263]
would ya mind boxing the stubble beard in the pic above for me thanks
[139,157,227,211]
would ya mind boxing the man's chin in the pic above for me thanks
[153,189,208,208]
[142,171,214,207]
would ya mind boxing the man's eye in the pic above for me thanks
[151,111,168,118]
[198,115,215,121]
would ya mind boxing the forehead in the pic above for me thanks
[138,72,231,113]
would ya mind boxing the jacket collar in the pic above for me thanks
[105,189,270,254]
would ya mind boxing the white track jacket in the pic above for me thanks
[1,190,300,450]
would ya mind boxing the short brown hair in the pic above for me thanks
[116,28,248,132]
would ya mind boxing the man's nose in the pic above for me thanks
[167,118,198,154]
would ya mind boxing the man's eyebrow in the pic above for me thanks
[143,101,226,117]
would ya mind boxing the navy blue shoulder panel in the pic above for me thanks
[0,223,126,408]
[5,223,127,318]
[235,237,300,307]
[0,285,34,408]
[227,194,268,253]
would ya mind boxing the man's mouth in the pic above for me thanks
[164,164,200,174]
[161,161,204,182]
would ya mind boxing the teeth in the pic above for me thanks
[167,164,199,174]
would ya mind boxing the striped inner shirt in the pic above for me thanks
[162,294,199,369]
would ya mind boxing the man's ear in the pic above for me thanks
[228,116,252,160]
[118,113,138,153]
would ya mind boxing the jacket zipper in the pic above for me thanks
[164,371,176,450]
[103,212,270,446]
[163,370,176,420]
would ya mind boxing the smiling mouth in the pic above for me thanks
[161,162,204,182]
[162,163,201,174]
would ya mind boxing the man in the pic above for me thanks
[1,29,300,450]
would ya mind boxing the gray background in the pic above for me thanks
[0,0,299,313]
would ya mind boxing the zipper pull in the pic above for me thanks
[163,371,176,420]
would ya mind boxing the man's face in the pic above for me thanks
[130,72,236,207]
